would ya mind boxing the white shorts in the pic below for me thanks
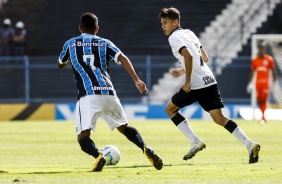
[75,95,128,135]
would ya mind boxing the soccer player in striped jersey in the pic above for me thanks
[58,13,163,171]
[159,7,260,164]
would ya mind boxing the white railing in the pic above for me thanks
[202,0,281,75]
[270,41,282,106]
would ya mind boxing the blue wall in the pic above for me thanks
[56,103,248,120]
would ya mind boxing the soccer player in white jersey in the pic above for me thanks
[58,13,163,171]
[159,7,260,164]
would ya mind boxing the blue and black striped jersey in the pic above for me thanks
[59,33,122,99]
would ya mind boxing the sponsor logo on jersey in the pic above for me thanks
[91,86,113,91]
[203,75,215,85]
[257,66,267,71]
[72,41,104,47]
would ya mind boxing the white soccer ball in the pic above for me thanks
[100,145,121,165]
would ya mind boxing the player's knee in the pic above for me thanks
[165,103,179,117]
[165,106,174,117]
[165,105,171,114]
[117,124,128,134]
[211,114,228,126]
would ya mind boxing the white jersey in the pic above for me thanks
[168,28,217,90]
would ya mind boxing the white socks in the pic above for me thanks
[177,120,254,151]
[232,127,253,150]
[177,120,199,143]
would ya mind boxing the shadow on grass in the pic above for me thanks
[26,171,72,174]
[99,162,194,170]
[11,162,238,174]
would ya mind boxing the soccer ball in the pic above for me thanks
[100,145,121,165]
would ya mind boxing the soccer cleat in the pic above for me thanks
[183,140,206,160]
[249,143,261,164]
[92,153,106,172]
[144,146,163,170]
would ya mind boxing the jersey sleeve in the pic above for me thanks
[251,58,257,70]
[169,34,186,54]
[106,40,122,65]
[58,40,70,64]
[268,56,275,69]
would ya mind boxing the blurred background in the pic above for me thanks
[0,0,281,120]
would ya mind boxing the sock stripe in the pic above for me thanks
[224,120,238,133]
[171,113,185,126]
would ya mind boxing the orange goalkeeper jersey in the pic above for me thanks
[251,54,275,83]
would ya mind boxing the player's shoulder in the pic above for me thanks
[169,29,185,42]
[252,57,258,62]
[264,54,274,61]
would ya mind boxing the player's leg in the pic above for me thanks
[117,124,163,170]
[256,82,264,122]
[166,89,205,160]
[166,101,200,144]
[258,98,267,123]
[76,95,106,172]
[103,95,163,170]
[200,84,260,163]
[77,130,105,172]
[77,130,100,158]
[117,124,145,151]
[257,82,269,123]
[209,109,260,163]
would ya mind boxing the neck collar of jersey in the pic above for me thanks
[169,27,182,36]
[81,33,94,36]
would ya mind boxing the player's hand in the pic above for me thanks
[135,80,148,94]
[182,83,191,93]
[170,68,185,78]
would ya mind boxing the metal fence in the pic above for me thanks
[0,55,176,103]
[0,55,252,104]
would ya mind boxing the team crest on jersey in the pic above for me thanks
[263,60,268,66]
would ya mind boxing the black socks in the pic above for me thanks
[124,126,145,152]
[79,137,100,158]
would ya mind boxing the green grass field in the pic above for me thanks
[0,119,281,184]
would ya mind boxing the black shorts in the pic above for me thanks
[171,84,224,112]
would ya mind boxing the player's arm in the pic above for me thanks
[200,46,209,62]
[180,47,193,92]
[271,68,277,82]
[58,44,70,69]
[118,53,148,94]
[246,60,256,93]
[249,69,254,82]
[170,68,185,78]
[57,59,70,69]
[270,57,277,82]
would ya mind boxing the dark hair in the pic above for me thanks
[159,7,180,21]
[257,40,267,48]
[80,13,98,32]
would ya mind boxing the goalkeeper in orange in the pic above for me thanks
[248,42,277,124]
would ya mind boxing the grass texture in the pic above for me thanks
[0,119,281,184]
